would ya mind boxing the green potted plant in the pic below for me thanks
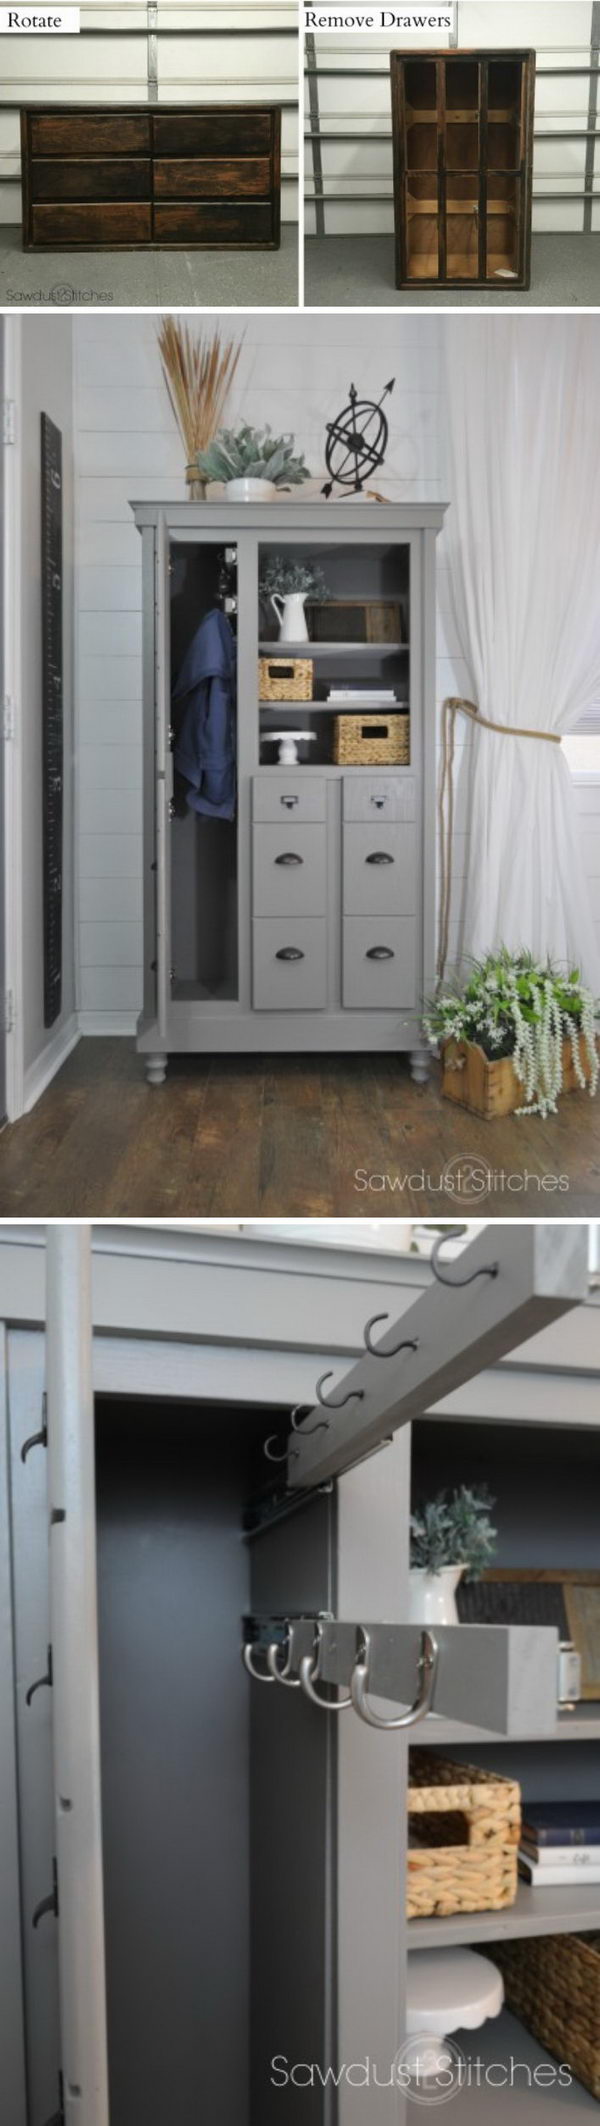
[259,556,330,642]
[424,948,599,1119]
[196,423,312,502]
[409,1486,497,1625]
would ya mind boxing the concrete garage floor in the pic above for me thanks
[0,223,298,307]
[305,233,600,308]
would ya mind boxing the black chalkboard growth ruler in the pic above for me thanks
[41,413,63,1029]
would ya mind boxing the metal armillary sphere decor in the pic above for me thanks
[322,378,395,499]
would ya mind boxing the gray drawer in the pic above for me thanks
[343,823,416,917]
[253,774,326,824]
[253,824,326,917]
[253,918,327,1010]
[342,917,416,1010]
[343,775,416,824]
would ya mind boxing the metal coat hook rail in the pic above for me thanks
[242,1617,439,1732]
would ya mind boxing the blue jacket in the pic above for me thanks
[173,608,236,821]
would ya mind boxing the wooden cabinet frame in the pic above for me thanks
[391,50,535,291]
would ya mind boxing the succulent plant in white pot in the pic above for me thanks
[196,423,312,502]
[409,1486,497,1625]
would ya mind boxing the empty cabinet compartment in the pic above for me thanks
[343,822,416,916]
[342,916,416,1009]
[253,824,326,917]
[253,917,327,1008]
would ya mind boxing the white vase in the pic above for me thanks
[409,1565,465,1627]
[225,477,276,502]
[270,591,309,643]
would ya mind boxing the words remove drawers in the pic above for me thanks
[21,104,281,251]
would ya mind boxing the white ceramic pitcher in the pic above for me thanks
[270,592,309,643]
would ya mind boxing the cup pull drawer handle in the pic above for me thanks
[276,947,305,961]
[365,851,394,866]
[275,852,303,866]
[366,946,394,961]
[280,794,299,808]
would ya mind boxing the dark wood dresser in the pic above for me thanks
[391,51,535,290]
[20,104,281,249]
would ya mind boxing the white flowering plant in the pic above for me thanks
[424,947,599,1119]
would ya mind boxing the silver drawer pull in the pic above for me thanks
[366,851,394,866]
[366,946,394,961]
[275,851,303,866]
[280,794,299,808]
[276,946,305,961]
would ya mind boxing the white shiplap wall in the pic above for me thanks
[305,0,599,237]
[0,0,298,227]
[73,310,600,1029]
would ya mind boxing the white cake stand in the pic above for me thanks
[263,731,317,766]
[405,1948,504,2079]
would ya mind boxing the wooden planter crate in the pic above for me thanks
[441,1037,596,1119]
[407,1751,520,1921]
[489,1934,600,2102]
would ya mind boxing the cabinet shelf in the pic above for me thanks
[409,1878,600,1951]
[259,641,408,656]
[425,1706,600,1746]
[259,701,409,713]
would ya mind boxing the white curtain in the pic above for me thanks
[442,315,600,993]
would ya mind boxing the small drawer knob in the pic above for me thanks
[276,947,305,961]
[366,946,394,961]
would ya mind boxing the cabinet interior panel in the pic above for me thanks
[392,49,533,289]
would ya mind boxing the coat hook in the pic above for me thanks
[242,1642,275,1684]
[32,1858,59,1929]
[430,1229,499,1288]
[263,1433,288,1463]
[21,1393,48,1463]
[267,1626,301,1688]
[26,1645,53,1707]
[315,1372,365,1412]
[364,1315,420,1360]
[299,1623,353,1712]
[290,1404,330,1438]
[350,1628,437,1731]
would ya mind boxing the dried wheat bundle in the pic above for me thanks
[157,319,243,484]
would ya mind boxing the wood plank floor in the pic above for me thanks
[1,1038,599,1217]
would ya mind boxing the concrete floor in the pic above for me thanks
[0,222,298,307]
[305,233,600,308]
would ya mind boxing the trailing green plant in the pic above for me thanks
[259,555,330,601]
[424,947,599,1119]
[410,1486,497,1579]
[196,423,311,488]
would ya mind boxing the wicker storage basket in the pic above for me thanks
[259,656,313,703]
[407,1751,521,1921]
[489,1933,600,2102]
[333,711,410,766]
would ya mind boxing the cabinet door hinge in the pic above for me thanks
[2,990,15,1037]
[2,399,16,447]
[2,696,15,741]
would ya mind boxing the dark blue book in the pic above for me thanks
[523,1803,600,1848]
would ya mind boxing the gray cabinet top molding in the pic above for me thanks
[130,499,449,531]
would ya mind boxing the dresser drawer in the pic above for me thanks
[253,825,326,918]
[31,202,152,246]
[343,775,416,824]
[153,111,272,157]
[343,823,417,917]
[154,156,271,200]
[253,920,327,1011]
[29,113,150,156]
[253,776,326,825]
[153,201,273,244]
[342,917,416,1010]
[31,158,152,203]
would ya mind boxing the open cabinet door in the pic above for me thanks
[155,509,172,1044]
[46,1226,110,2126]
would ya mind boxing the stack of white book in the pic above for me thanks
[326,687,403,707]
[519,1802,600,1886]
